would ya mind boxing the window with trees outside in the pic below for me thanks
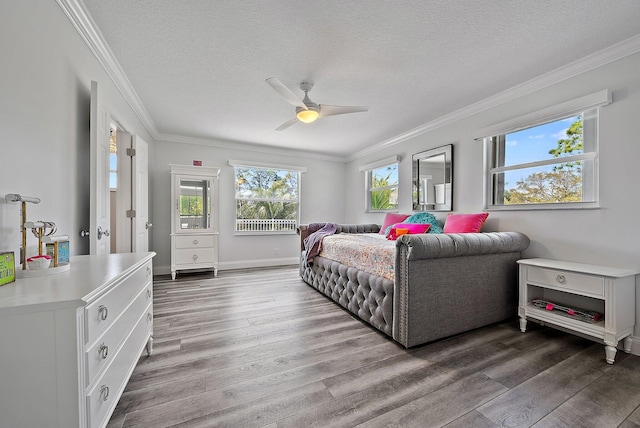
[233,164,301,233]
[479,91,610,210]
[363,157,399,212]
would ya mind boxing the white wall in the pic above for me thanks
[150,139,346,273]
[345,52,640,340]
[0,1,153,258]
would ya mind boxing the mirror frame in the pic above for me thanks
[412,144,453,212]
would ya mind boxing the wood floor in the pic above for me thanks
[107,265,640,428]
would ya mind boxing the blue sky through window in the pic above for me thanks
[502,115,581,189]
[372,164,398,185]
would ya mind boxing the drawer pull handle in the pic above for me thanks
[147,312,153,322]
[98,305,108,321]
[193,254,198,261]
[147,266,151,276]
[147,288,152,298]
[101,384,110,401]
[556,275,567,284]
[193,239,198,245]
[99,343,109,359]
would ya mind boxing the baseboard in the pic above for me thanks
[218,257,299,271]
[630,335,640,356]
[153,257,299,276]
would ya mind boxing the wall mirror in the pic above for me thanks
[412,144,453,211]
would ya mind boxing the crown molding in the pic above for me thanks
[56,0,159,139]
[348,34,640,162]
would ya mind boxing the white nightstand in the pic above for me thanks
[518,258,638,364]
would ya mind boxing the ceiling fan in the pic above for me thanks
[265,77,369,131]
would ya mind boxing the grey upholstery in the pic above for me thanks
[298,224,530,348]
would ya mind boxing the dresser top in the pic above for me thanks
[0,252,155,313]
[518,257,640,278]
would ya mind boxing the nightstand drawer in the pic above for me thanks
[175,235,214,249]
[527,266,604,297]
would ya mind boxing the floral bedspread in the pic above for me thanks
[319,233,396,280]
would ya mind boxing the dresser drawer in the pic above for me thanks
[85,281,152,384]
[527,266,604,297]
[175,247,215,266]
[85,260,153,342]
[175,235,214,249]
[86,304,152,428]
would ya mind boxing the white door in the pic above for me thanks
[132,135,150,252]
[89,81,111,255]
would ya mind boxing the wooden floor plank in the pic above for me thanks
[477,343,609,427]
[532,354,640,427]
[353,373,508,428]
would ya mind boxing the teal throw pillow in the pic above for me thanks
[404,212,443,234]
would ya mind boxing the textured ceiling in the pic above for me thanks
[81,0,640,159]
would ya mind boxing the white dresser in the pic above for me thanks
[518,258,637,364]
[170,164,220,279]
[0,252,155,428]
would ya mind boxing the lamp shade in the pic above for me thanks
[296,109,319,123]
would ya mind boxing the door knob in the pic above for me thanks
[80,230,90,238]
[97,226,110,240]
[145,221,153,230]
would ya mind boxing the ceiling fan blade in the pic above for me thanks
[275,118,299,131]
[318,104,369,118]
[265,77,307,110]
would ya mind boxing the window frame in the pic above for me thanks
[475,90,611,211]
[360,155,400,213]
[229,160,305,235]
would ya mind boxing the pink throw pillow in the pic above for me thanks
[443,213,489,233]
[386,223,431,240]
[379,213,410,235]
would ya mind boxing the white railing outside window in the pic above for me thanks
[236,219,297,232]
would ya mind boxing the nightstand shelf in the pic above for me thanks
[518,258,638,364]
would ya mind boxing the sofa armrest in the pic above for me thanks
[396,232,530,260]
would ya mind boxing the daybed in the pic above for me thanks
[298,223,530,348]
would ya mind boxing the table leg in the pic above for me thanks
[604,344,617,364]
[519,317,527,333]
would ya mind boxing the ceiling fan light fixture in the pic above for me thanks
[296,108,319,123]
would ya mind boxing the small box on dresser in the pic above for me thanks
[518,258,638,364]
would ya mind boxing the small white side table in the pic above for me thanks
[518,258,638,364]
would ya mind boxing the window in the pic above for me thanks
[477,91,610,210]
[361,156,399,212]
[232,162,302,233]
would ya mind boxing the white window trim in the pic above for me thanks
[477,91,610,211]
[361,155,400,213]
[228,159,307,173]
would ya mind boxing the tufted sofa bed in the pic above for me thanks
[298,223,530,348]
